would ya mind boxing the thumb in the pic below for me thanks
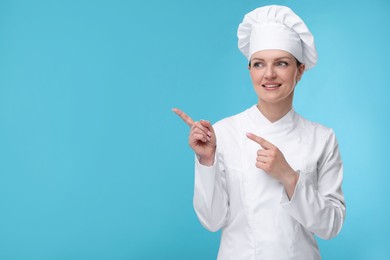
[246,132,274,149]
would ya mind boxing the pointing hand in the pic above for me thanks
[173,108,216,166]
[246,132,298,198]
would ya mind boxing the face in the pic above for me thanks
[249,50,305,108]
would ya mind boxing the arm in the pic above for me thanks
[172,108,229,232]
[280,130,346,239]
[193,151,229,232]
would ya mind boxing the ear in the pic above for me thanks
[296,64,305,82]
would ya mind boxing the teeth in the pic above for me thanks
[263,84,280,88]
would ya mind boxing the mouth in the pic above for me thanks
[262,84,281,89]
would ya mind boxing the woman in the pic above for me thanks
[173,5,345,259]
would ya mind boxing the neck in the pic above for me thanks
[257,101,293,123]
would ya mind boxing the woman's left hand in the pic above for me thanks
[246,132,298,198]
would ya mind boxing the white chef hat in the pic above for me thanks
[237,5,317,70]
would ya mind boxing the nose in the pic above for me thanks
[264,65,276,79]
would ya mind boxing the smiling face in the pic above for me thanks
[249,50,305,111]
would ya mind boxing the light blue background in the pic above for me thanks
[0,0,389,259]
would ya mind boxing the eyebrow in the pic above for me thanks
[251,56,293,61]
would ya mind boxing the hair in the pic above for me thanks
[248,58,302,68]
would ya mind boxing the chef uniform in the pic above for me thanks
[193,5,345,260]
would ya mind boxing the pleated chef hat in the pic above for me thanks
[237,5,317,70]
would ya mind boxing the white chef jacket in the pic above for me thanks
[193,105,345,260]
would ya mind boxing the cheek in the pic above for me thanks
[281,70,297,84]
[249,70,254,78]
[249,71,262,82]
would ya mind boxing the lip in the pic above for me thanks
[262,82,282,90]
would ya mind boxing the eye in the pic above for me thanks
[277,61,289,67]
[253,62,265,68]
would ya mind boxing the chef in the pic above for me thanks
[173,5,345,259]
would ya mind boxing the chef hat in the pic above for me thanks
[237,5,317,70]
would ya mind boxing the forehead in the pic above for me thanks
[250,49,295,60]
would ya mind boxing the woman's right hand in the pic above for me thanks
[172,108,216,166]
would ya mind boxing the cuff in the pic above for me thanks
[195,153,217,173]
[280,170,305,206]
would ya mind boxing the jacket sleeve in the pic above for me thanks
[193,151,230,232]
[280,129,346,240]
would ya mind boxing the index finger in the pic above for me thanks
[172,108,195,127]
[246,132,274,150]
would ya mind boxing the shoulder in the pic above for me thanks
[212,107,252,135]
[211,107,253,155]
[210,107,255,150]
[295,113,337,144]
[294,113,341,166]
